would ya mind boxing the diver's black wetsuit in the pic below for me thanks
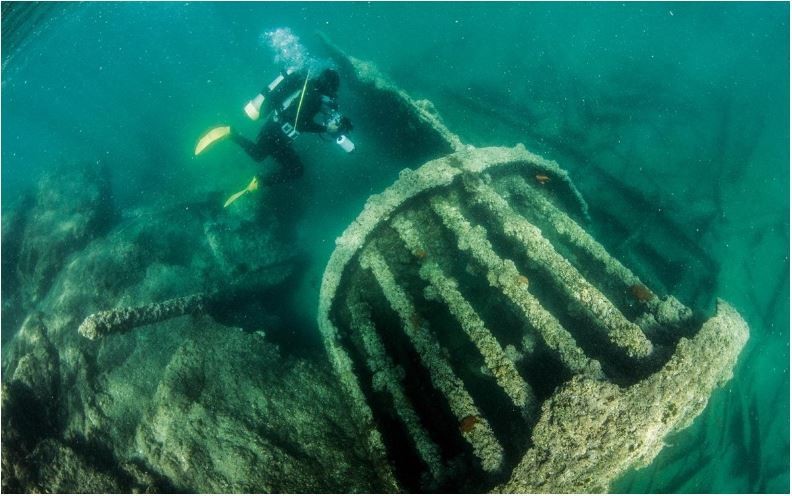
[230,70,336,186]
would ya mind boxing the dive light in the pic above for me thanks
[325,109,354,153]
[336,135,355,153]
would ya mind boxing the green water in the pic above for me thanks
[1,1,789,493]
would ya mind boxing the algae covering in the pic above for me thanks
[315,40,750,493]
[317,144,749,492]
[1,161,389,492]
[1,15,761,494]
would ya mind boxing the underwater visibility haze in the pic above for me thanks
[0,1,789,493]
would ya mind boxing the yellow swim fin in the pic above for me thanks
[224,176,259,208]
[195,126,231,155]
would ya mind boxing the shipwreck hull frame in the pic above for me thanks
[316,145,749,492]
[316,35,748,493]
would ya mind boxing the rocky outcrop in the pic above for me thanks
[1,166,375,492]
[16,162,114,308]
[133,319,384,493]
[204,195,299,291]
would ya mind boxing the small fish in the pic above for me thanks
[459,415,480,433]
[535,174,551,185]
[629,283,652,302]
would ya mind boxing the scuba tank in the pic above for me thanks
[243,68,297,120]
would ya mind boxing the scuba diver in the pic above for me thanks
[196,67,354,207]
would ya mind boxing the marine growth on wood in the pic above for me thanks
[316,36,749,493]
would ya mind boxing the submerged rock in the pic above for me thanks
[1,176,376,492]
[2,314,60,415]
[1,316,61,492]
[1,194,32,341]
[203,196,299,291]
[132,318,383,492]
[5,439,127,493]
[15,161,114,308]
